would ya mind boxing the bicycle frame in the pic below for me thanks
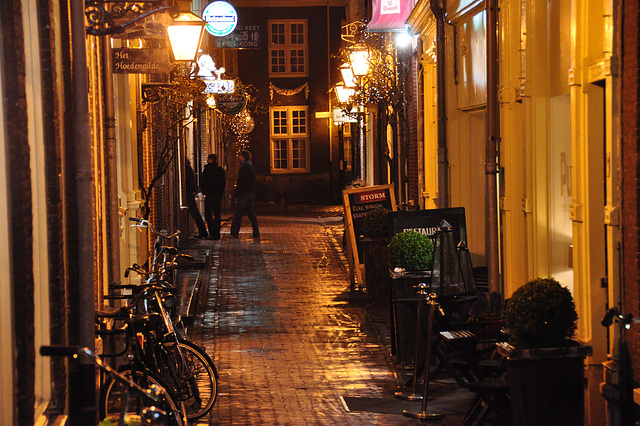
[40,345,180,426]
[99,284,200,414]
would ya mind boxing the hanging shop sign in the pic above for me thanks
[112,48,173,74]
[196,54,234,93]
[367,0,417,32]
[202,1,238,37]
[216,91,246,115]
[332,108,358,123]
[202,78,235,94]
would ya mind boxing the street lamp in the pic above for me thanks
[348,46,370,77]
[339,47,370,184]
[167,12,207,62]
[340,64,357,88]
[335,83,355,107]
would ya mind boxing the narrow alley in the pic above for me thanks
[178,207,473,425]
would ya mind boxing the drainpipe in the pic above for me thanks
[71,0,96,422]
[327,1,334,194]
[103,36,121,289]
[431,0,448,208]
[486,0,500,293]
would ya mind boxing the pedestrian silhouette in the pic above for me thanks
[200,153,226,240]
[230,150,260,239]
[185,160,208,238]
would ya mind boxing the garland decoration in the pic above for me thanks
[269,82,309,100]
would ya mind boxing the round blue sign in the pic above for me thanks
[202,1,238,37]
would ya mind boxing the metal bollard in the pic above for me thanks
[402,293,444,420]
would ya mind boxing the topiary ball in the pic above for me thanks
[362,208,389,239]
[504,278,578,348]
[387,231,434,272]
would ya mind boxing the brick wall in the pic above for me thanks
[620,0,640,385]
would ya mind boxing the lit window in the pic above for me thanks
[270,106,309,172]
[268,20,307,77]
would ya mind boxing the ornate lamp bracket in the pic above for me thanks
[85,0,179,36]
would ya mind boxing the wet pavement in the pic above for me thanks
[175,204,476,425]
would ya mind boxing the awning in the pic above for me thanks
[367,0,417,32]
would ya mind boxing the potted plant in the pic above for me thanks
[387,230,434,274]
[498,278,592,425]
[467,291,505,337]
[386,231,435,365]
[360,208,390,303]
[362,207,389,239]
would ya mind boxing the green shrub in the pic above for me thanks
[504,278,578,348]
[387,231,434,271]
[362,208,389,239]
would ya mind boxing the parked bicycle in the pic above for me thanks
[100,217,219,420]
[99,281,218,421]
[40,344,185,426]
[128,217,188,287]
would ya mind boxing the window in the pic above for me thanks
[269,20,308,77]
[270,106,310,172]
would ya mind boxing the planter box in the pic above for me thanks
[389,270,430,366]
[360,237,389,304]
[496,342,593,426]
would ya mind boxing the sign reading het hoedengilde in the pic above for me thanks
[112,48,173,74]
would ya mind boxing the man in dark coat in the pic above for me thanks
[186,160,209,238]
[200,153,226,240]
[230,150,260,238]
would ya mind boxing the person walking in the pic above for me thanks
[185,159,209,238]
[200,153,226,240]
[230,150,260,239]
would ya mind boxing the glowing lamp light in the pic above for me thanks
[335,83,355,105]
[348,48,370,77]
[167,12,207,62]
[206,95,217,109]
[340,64,356,88]
[395,30,413,49]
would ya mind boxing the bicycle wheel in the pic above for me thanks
[101,366,186,426]
[165,339,219,420]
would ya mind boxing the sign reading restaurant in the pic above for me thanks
[214,24,264,49]
[202,1,238,37]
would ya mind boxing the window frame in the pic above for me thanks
[268,19,308,77]
[269,106,310,173]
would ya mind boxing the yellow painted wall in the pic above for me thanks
[411,0,614,366]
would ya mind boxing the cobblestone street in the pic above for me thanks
[179,207,473,425]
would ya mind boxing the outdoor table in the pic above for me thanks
[437,328,509,386]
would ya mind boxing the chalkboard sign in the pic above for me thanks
[388,207,467,245]
[342,184,397,287]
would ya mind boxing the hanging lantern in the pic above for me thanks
[430,220,467,298]
[457,240,477,295]
[348,46,370,77]
[236,109,255,135]
[167,12,207,62]
[334,83,354,105]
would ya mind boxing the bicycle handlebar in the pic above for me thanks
[129,217,181,240]
[40,345,163,403]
